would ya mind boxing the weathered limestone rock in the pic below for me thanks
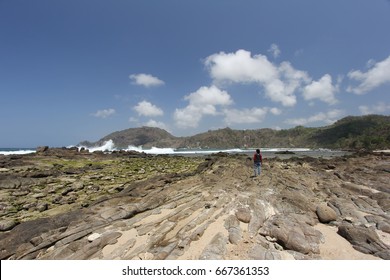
[224,215,242,244]
[36,146,49,153]
[199,232,227,260]
[248,199,266,237]
[0,152,389,260]
[337,223,390,259]
[88,233,102,242]
[235,207,251,223]
[316,204,338,223]
[0,220,18,231]
[36,202,48,212]
[259,214,323,255]
[377,221,390,234]
[72,231,122,259]
[249,244,282,260]
[153,242,178,260]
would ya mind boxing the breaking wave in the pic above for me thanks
[1,140,331,156]
[0,148,36,155]
[76,139,314,155]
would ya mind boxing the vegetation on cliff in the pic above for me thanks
[80,115,390,150]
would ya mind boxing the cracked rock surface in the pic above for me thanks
[0,150,389,260]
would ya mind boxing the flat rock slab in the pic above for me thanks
[0,153,389,260]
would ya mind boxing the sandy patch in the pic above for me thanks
[314,223,380,260]
[102,228,139,259]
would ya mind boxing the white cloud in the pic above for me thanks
[224,107,268,125]
[144,119,169,131]
[222,107,281,125]
[264,79,297,107]
[134,101,164,117]
[359,102,390,115]
[174,85,233,129]
[174,105,202,129]
[204,49,310,107]
[91,108,116,119]
[184,85,233,107]
[129,73,165,87]
[285,109,344,126]
[205,49,278,84]
[347,55,390,94]
[303,74,338,105]
[270,107,282,115]
[268,43,281,58]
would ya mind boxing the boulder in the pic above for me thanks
[316,204,338,223]
[36,202,48,212]
[235,207,251,223]
[259,214,323,255]
[337,223,390,259]
[0,220,18,231]
[36,146,49,153]
[224,215,242,244]
[248,199,266,237]
[377,221,390,234]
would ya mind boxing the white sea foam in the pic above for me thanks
[0,149,36,155]
[1,140,323,156]
[75,140,317,155]
[126,146,176,154]
[88,140,117,152]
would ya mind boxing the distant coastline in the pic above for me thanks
[0,143,350,159]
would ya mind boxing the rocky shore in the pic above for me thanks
[0,148,389,260]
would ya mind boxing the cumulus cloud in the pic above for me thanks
[184,85,233,107]
[285,109,344,126]
[347,55,390,94]
[91,108,116,119]
[224,108,268,125]
[268,43,281,58]
[174,105,203,129]
[174,86,233,128]
[205,49,278,84]
[144,119,169,130]
[303,74,338,104]
[204,49,310,107]
[270,107,282,115]
[134,101,164,117]
[129,73,165,87]
[222,106,282,126]
[359,102,390,115]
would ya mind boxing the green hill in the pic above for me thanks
[310,115,390,150]
[80,115,390,150]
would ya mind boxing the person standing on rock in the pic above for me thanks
[253,148,263,176]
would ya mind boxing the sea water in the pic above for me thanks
[75,140,348,158]
[0,139,350,158]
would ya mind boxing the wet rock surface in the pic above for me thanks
[0,149,389,260]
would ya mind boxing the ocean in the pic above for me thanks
[0,139,350,158]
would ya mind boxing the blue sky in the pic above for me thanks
[1,0,390,147]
